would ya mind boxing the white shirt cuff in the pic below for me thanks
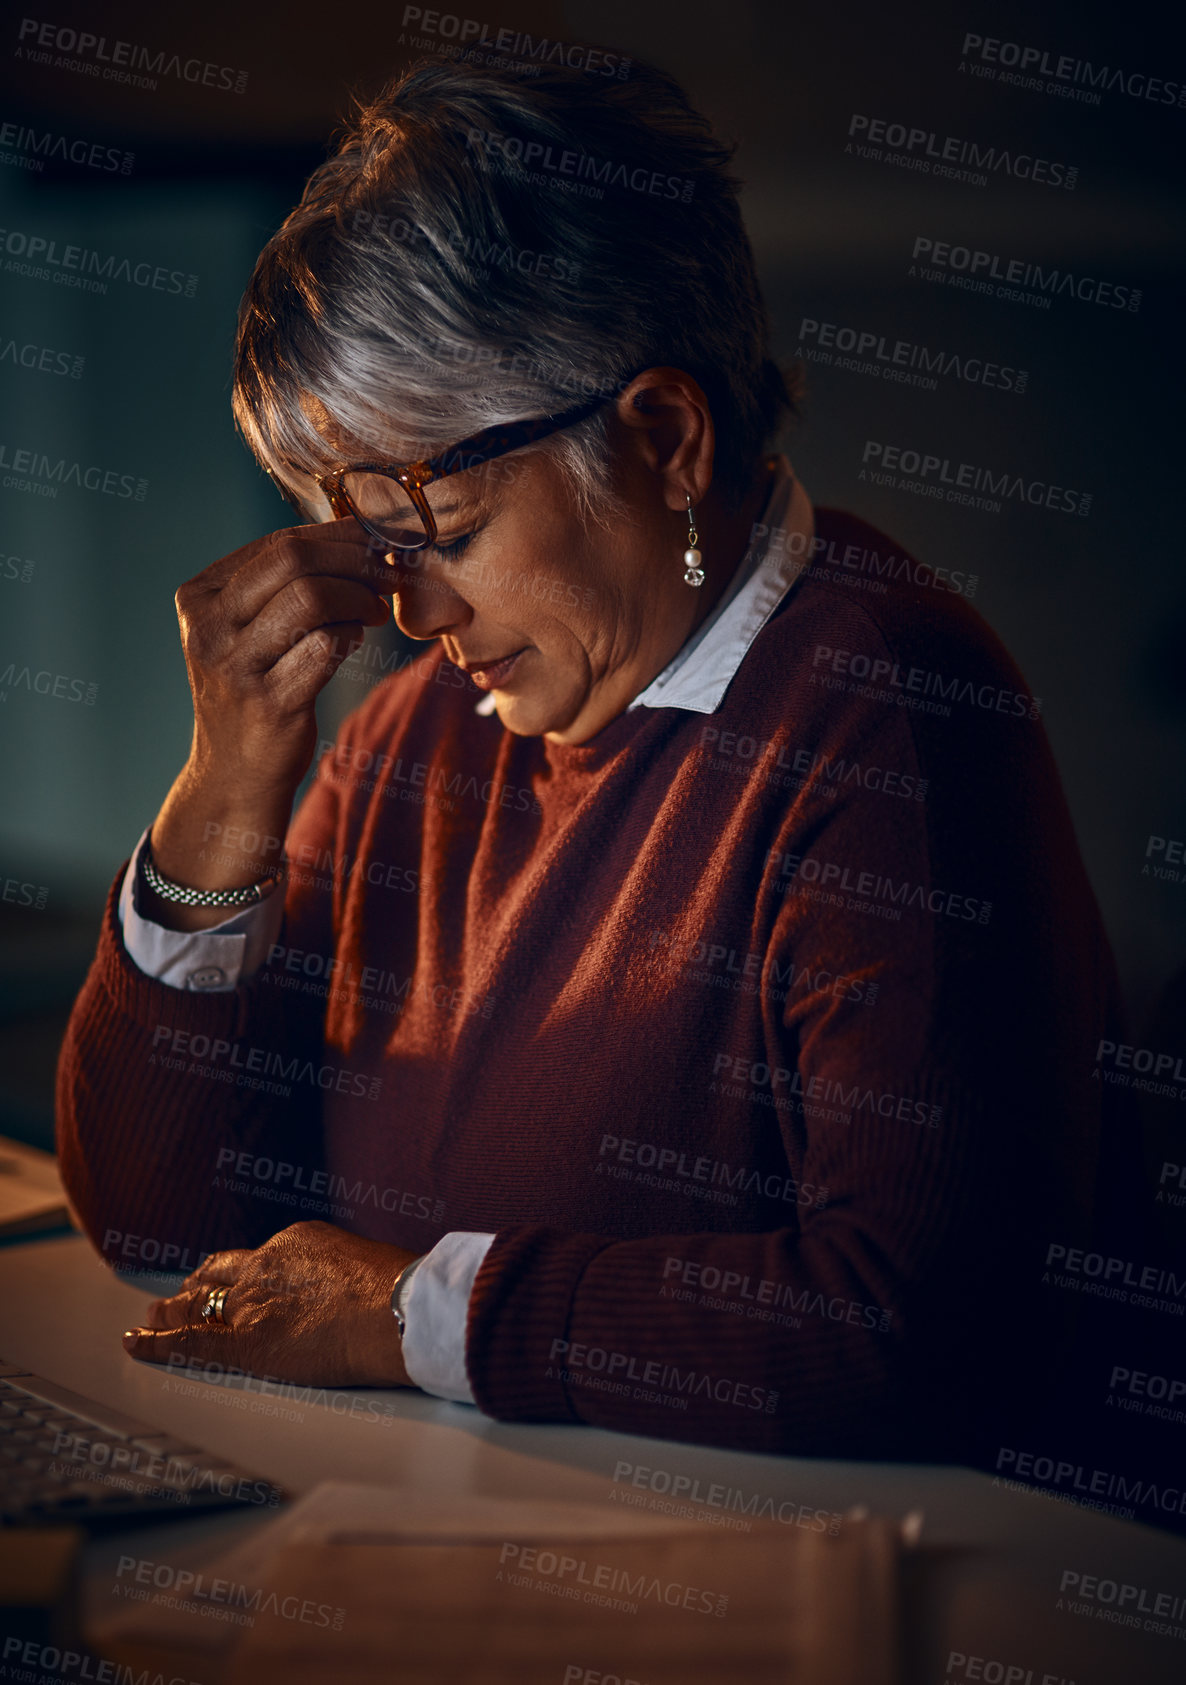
[117,826,285,992]
[400,1231,497,1405]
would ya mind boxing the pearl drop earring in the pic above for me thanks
[684,495,704,587]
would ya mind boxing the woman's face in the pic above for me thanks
[381,383,726,745]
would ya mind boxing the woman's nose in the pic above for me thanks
[388,561,472,642]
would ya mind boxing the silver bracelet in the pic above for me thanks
[140,834,286,909]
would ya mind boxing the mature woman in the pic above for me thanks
[56,55,1136,1466]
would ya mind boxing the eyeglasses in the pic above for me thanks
[269,386,618,552]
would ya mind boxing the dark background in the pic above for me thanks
[0,0,1183,1161]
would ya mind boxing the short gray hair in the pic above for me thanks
[233,55,793,524]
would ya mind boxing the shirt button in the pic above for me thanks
[187,966,227,990]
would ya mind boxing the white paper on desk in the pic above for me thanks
[92,1484,695,1655]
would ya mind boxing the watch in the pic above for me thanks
[390,1255,425,1339]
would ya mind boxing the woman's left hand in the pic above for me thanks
[122,1221,421,1388]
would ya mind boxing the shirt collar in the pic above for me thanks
[473,454,813,720]
[628,456,813,714]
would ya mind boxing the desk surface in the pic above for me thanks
[3,1232,1185,1682]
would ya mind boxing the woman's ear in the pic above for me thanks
[613,367,715,511]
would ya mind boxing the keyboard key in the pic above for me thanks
[0,1363,286,1525]
[9,1378,153,1438]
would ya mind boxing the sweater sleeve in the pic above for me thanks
[55,747,352,1270]
[463,665,1092,1462]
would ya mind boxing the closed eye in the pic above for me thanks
[431,531,476,559]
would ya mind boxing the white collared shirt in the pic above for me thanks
[117,458,814,1406]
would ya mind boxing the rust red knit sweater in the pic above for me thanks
[55,509,1133,1462]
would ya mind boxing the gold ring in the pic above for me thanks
[201,1285,229,1325]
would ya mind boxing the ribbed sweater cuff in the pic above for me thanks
[465,1227,613,1421]
[94,862,266,1036]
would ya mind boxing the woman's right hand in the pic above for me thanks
[143,520,395,930]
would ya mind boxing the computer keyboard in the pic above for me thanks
[0,1360,286,1526]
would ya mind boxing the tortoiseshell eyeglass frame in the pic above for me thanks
[269,384,625,551]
